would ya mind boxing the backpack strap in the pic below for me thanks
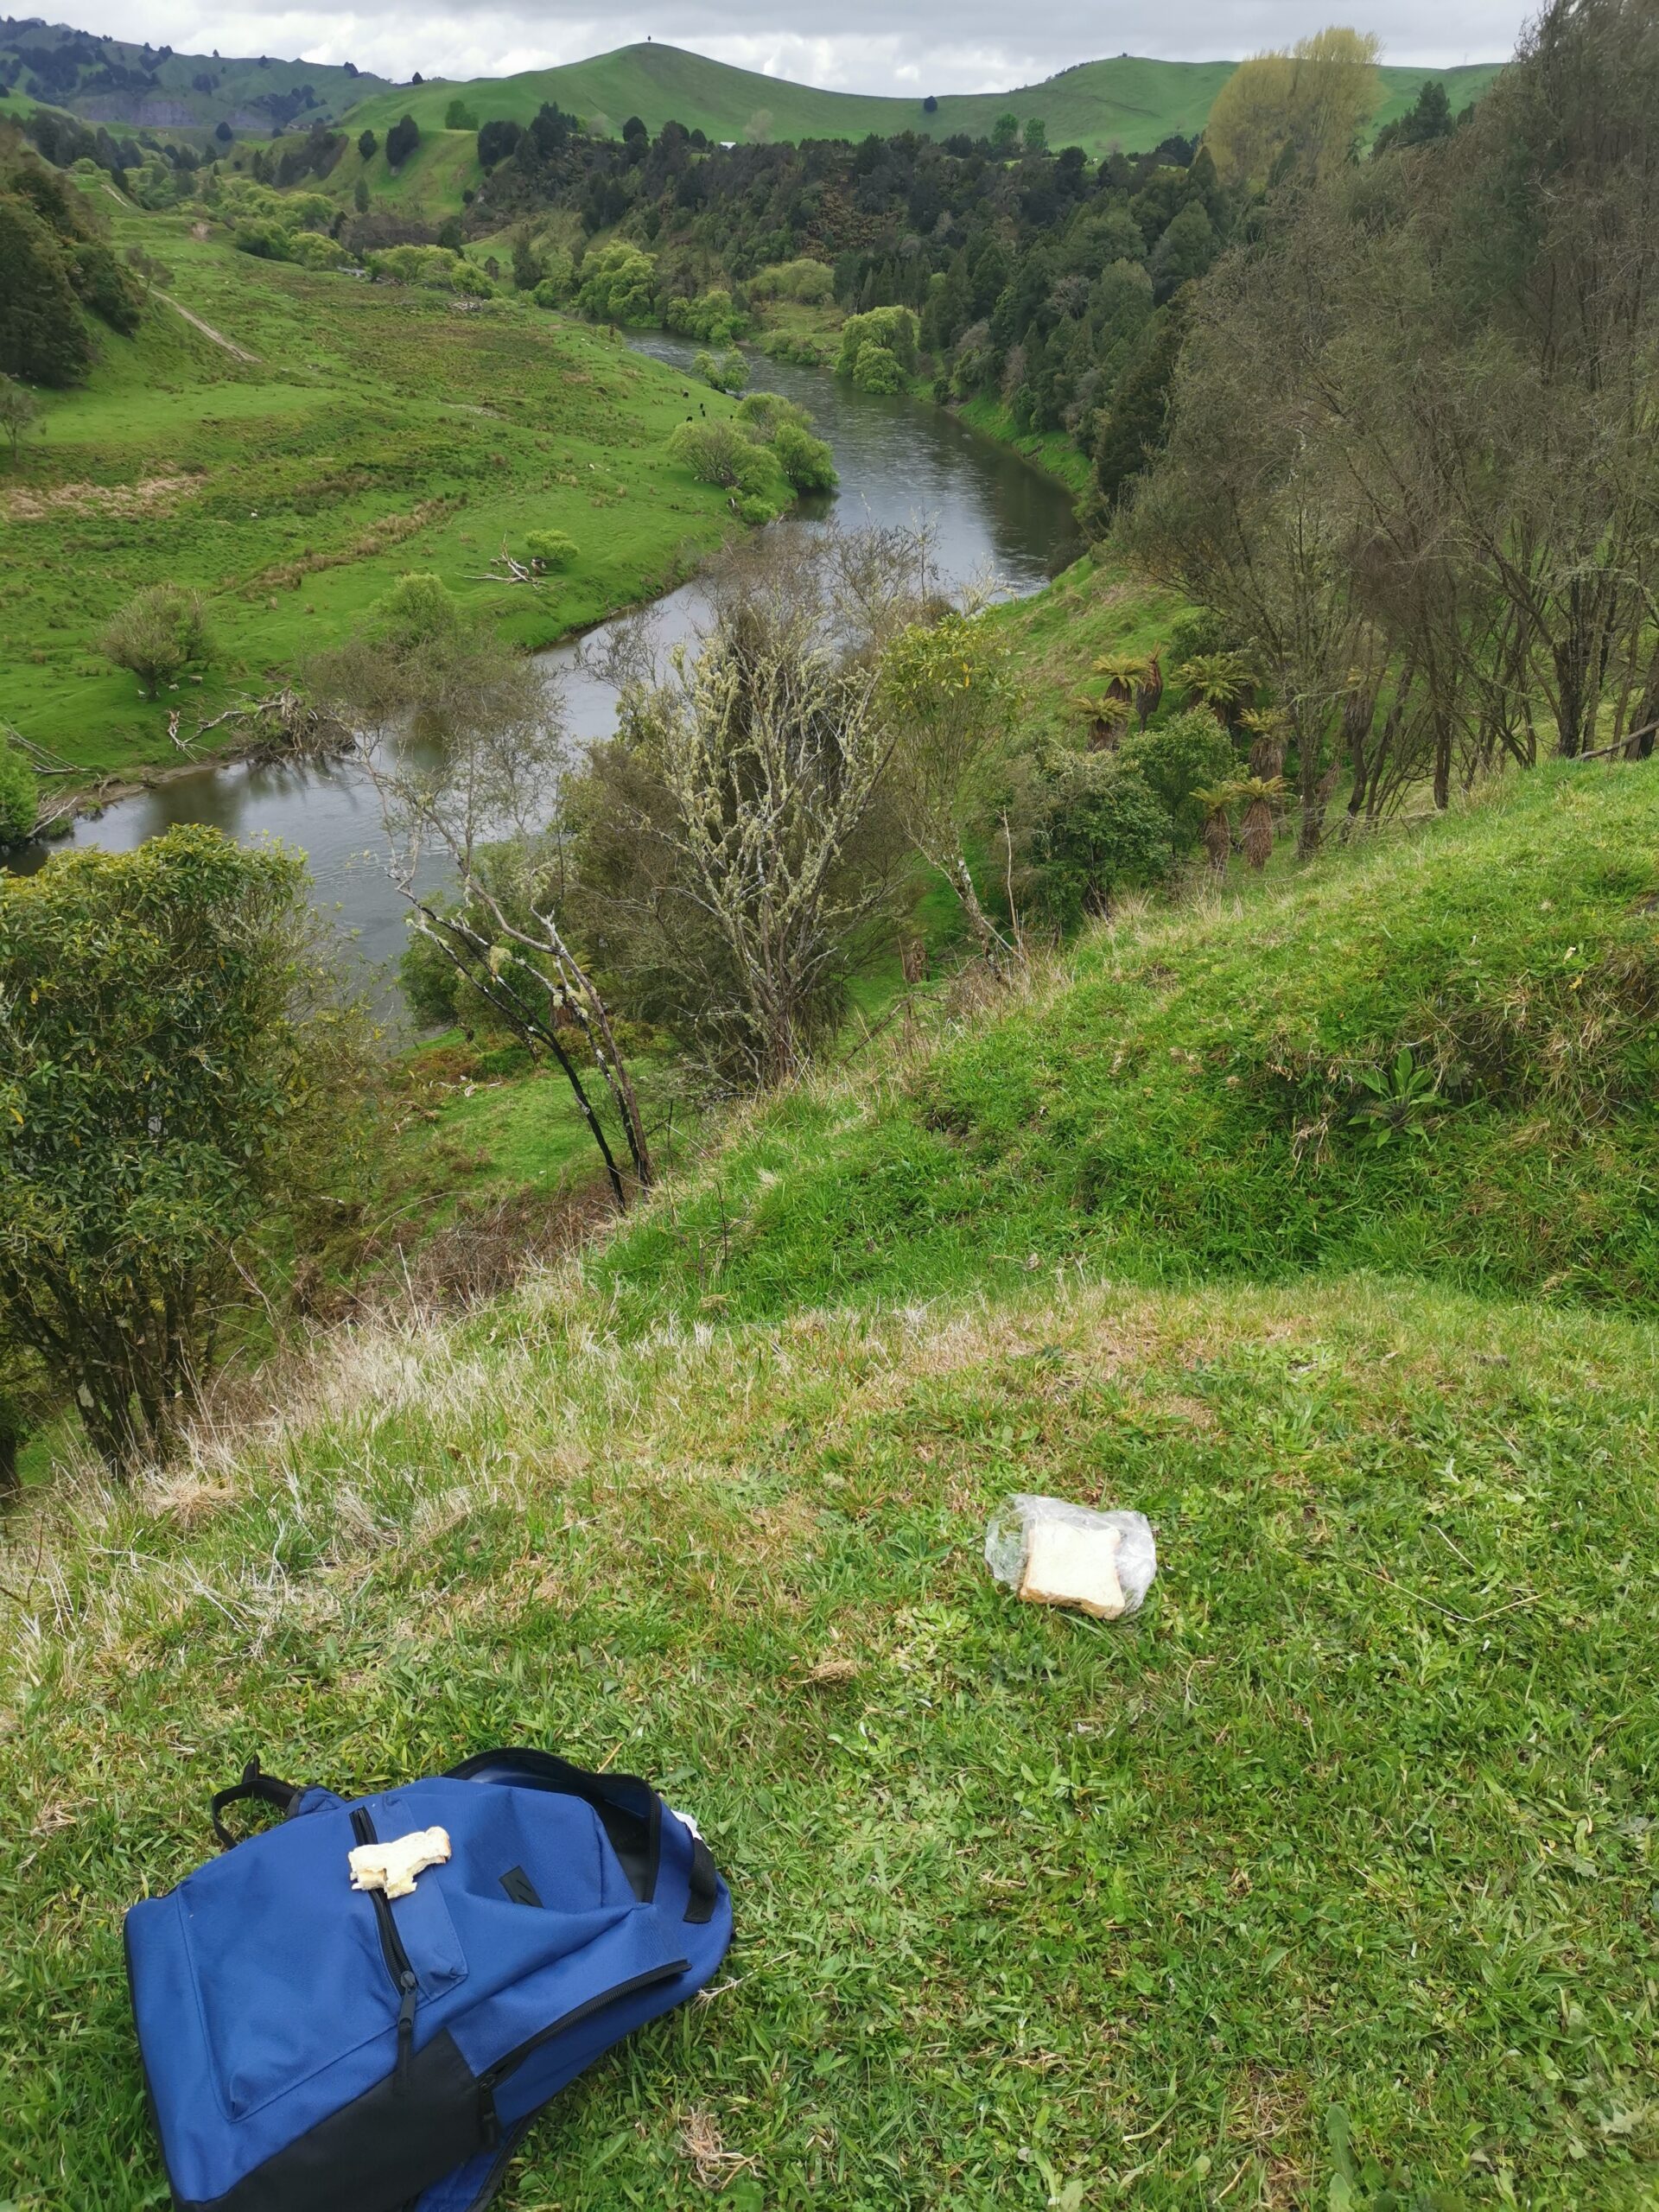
[210,1756,302,1848]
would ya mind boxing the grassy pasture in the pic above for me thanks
[0,208,743,779]
[338,44,1506,165]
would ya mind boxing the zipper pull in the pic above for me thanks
[396,1970,417,2087]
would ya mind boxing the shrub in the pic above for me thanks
[665,287,746,345]
[772,418,837,492]
[574,240,656,325]
[101,584,212,699]
[0,742,36,843]
[444,98,480,131]
[385,114,420,169]
[232,219,292,260]
[666,419,788,516]
[524,531,577,570]
[0,827,367,1474]
[1118,708,1237,845]
[1032,753,1175,925]
[287,229,347,270]
[750,257,834,304]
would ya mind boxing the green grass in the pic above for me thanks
[0,208,746,780]
[2,1265,1656,2209]
[339,45,1506,162]
[597,763,1659,1325]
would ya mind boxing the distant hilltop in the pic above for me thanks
[0,21,1504,155]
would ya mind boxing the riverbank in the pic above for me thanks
[0,210,750,791]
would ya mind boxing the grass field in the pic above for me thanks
[340,44,1507,162]
[0,207,746,781]
[2,763,1656,2209]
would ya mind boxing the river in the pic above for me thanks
[10,334,1077,984]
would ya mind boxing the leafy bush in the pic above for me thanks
[666,419,785,504]
[287,230,348,270]
[1118,709,1237,845]
[0,742,37,843]
[771,419,837,492]
[366,244,493,296]
[1031,753,1175,925]
[0,827,367,1473]
[444,99,480,131]
[666,288,746,345]
[524,531,577,570]
[101,584,212,700]
[232,219,293,261]
[749,257,835,304]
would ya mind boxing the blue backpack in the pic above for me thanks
[124,1748,734,2212]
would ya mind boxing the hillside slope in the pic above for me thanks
[2,773,1656,2209]
[340,45,1504,158]
[600,763,1659,1324]
[0,16,391,133]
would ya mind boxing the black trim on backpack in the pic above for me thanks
[177,2030,487,2212]
[499,1866,543,1909]
[684,1834,720,1926]
[210,1759,302,1850]
[444,1748,662,1903]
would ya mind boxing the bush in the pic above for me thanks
[101,584,212,699]
[0,194,92,386]
[287,230,347,270]
[524,531,577,570]
[665,287,746,345]
[1118,709,1237,846]
[444,99,480,131]
[385,114,420,169]
[1032,753,1175,926]
[0,743,37,843]
[574,240,656,325]
[750,257,835,304]
[357,128,377,161]
[772,419,837,492]
[0,827,367,1473]
[232,219,292,261]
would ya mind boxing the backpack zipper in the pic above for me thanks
[474,1958,691,2144]
[350,1808,420,2088]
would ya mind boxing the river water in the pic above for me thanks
[11,334,1076,982]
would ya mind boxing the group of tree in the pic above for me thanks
[0,132,143,385]
[1121,0,1659,842]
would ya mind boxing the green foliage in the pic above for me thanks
[286,230,348,270]
[232,219,294,262]
[1023,116,1048,151]
[770,418,837,492]
[0,741,37,843]
[0,190,92,386]
[1031,751,1175,925]
[100,584,212,701]
[523,530,577,569]
[836,305,919,381]
[1348,1046,1445,1147]
[0,827,365,1473]
[664,287,746,345]
[574,240,657,325]
[444,98,480,131]
[357,128,378,162]
[665,418,787,516]
[850,340,906,394]
[748,257,835,304]
[365,243,493,294]
[0,372,40,465]
[385,114,421,169]
[1117,705,1237,842]
[693,345,748,392]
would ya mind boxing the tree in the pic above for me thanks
[1030,753,1174,926]
[444,98,479,130]
[511,228,541,290]
[385,115,419,170]
[101,584,212,699]
[1024,118,1049,153]
[0,194,92,386]
[1204,28,1382,188]
[0,739,37,842]
[1372,79,1454,157]
[0,373,39,466]
[575,240,656,325]
[357,127,377,161]
[312,576,654,1208]
[991,112,1020,155]
[746,108,774,144]
[0,828,366,1475]
[214,120,232,144]
[566,533,912,1086]
[880,611,1021,969]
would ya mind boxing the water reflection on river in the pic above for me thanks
[10,334,1075,985]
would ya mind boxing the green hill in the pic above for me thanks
[3,764,1656,2209]
[340,42,1504,157]
[0,15,392,136]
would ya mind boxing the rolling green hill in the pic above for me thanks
[0,16,391,136]
[340,42,1505,158]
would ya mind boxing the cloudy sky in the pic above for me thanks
[101,1,1529,92]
